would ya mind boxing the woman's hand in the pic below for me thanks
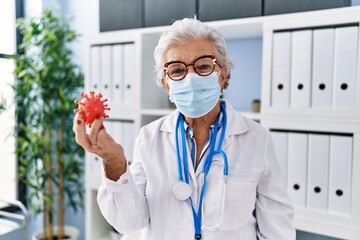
[73,113,127,181]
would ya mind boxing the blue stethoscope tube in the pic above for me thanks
[174,101,228,240]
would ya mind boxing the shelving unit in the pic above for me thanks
[85,6,360,240]
[260,7,360,240]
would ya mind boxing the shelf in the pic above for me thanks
[261,115,360,133]
[141,108,174,116]
[294,208,360,239]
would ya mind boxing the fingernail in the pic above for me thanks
[96,115,100,119]
[100,125,105,130]
[77,120,82,125]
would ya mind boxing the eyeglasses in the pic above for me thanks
[164,55,222,81]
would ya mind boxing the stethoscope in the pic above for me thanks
[173,101,229,240]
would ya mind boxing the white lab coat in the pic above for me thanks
[97,101,295,240]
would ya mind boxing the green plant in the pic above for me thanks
[0,95,6,113]
[14,9,84,239]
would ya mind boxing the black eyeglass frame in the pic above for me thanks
[163,55,223,81]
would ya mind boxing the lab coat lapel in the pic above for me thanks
[194,100,249,177]
[160,110,199,197]
[221,99,249,147]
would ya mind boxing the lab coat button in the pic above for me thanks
[121,179,129,184]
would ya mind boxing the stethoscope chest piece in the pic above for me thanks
[173,181,191,200]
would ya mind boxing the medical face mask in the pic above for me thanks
[168,72,221,118]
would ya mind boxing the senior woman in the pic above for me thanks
[73,18,295,239]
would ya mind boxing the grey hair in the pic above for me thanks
[153,18,234,88]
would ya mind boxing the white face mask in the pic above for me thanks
[168,72,221,118]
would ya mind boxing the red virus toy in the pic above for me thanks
[74,91,110,127]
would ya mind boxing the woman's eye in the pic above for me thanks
[196,64,212,71]
[171,68,185,75]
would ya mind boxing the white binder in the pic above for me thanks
[288,133,308,208]
[271,131,288,187]
[110,121,135,163]
[290,30,312,108]
[90,46,101,91]
[311,28,335,109]
[123,121,135,164]
[112,121,124,146]
[89,153,101,175]
[333,26,358,109]
[271,32,291,108]
[307,134,330,211]
[103,120,113,137]
[112,44,124,105]
[329,135,353,215]
[100,45,113,101]
[123,44,136,105]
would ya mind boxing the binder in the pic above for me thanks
[333,26,358,109]
[271,32,291,108]
[112,44,124,105]
[123,121,135,164]
[288,133,307,208]
[290,30,312,108]
[100,45,113,102]
[271,131,288,187]
[90,46,101,91]
[123,44,136,105]
[103,120,113,137]
[307,134,330,211]
[109,121,135,163]
[112,121,124,145]
[89,153,101,175]
[329,135,353,215]
[311,28,335,109]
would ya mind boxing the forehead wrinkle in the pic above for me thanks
[164,39,217,64]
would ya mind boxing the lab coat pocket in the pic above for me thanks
[203,181,257,231]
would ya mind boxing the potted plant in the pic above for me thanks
[13,9,84,240]
[251,99,261,113]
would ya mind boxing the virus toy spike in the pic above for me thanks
[74,91,110,127]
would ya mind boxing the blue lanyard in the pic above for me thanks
[174,102,228,239]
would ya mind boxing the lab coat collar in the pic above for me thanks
[160,99,249,137]
[160,100,249,186]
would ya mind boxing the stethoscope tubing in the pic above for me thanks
[174,101,229,239]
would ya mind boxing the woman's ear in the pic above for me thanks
[218,67,228,91]
[162,77,170,92]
